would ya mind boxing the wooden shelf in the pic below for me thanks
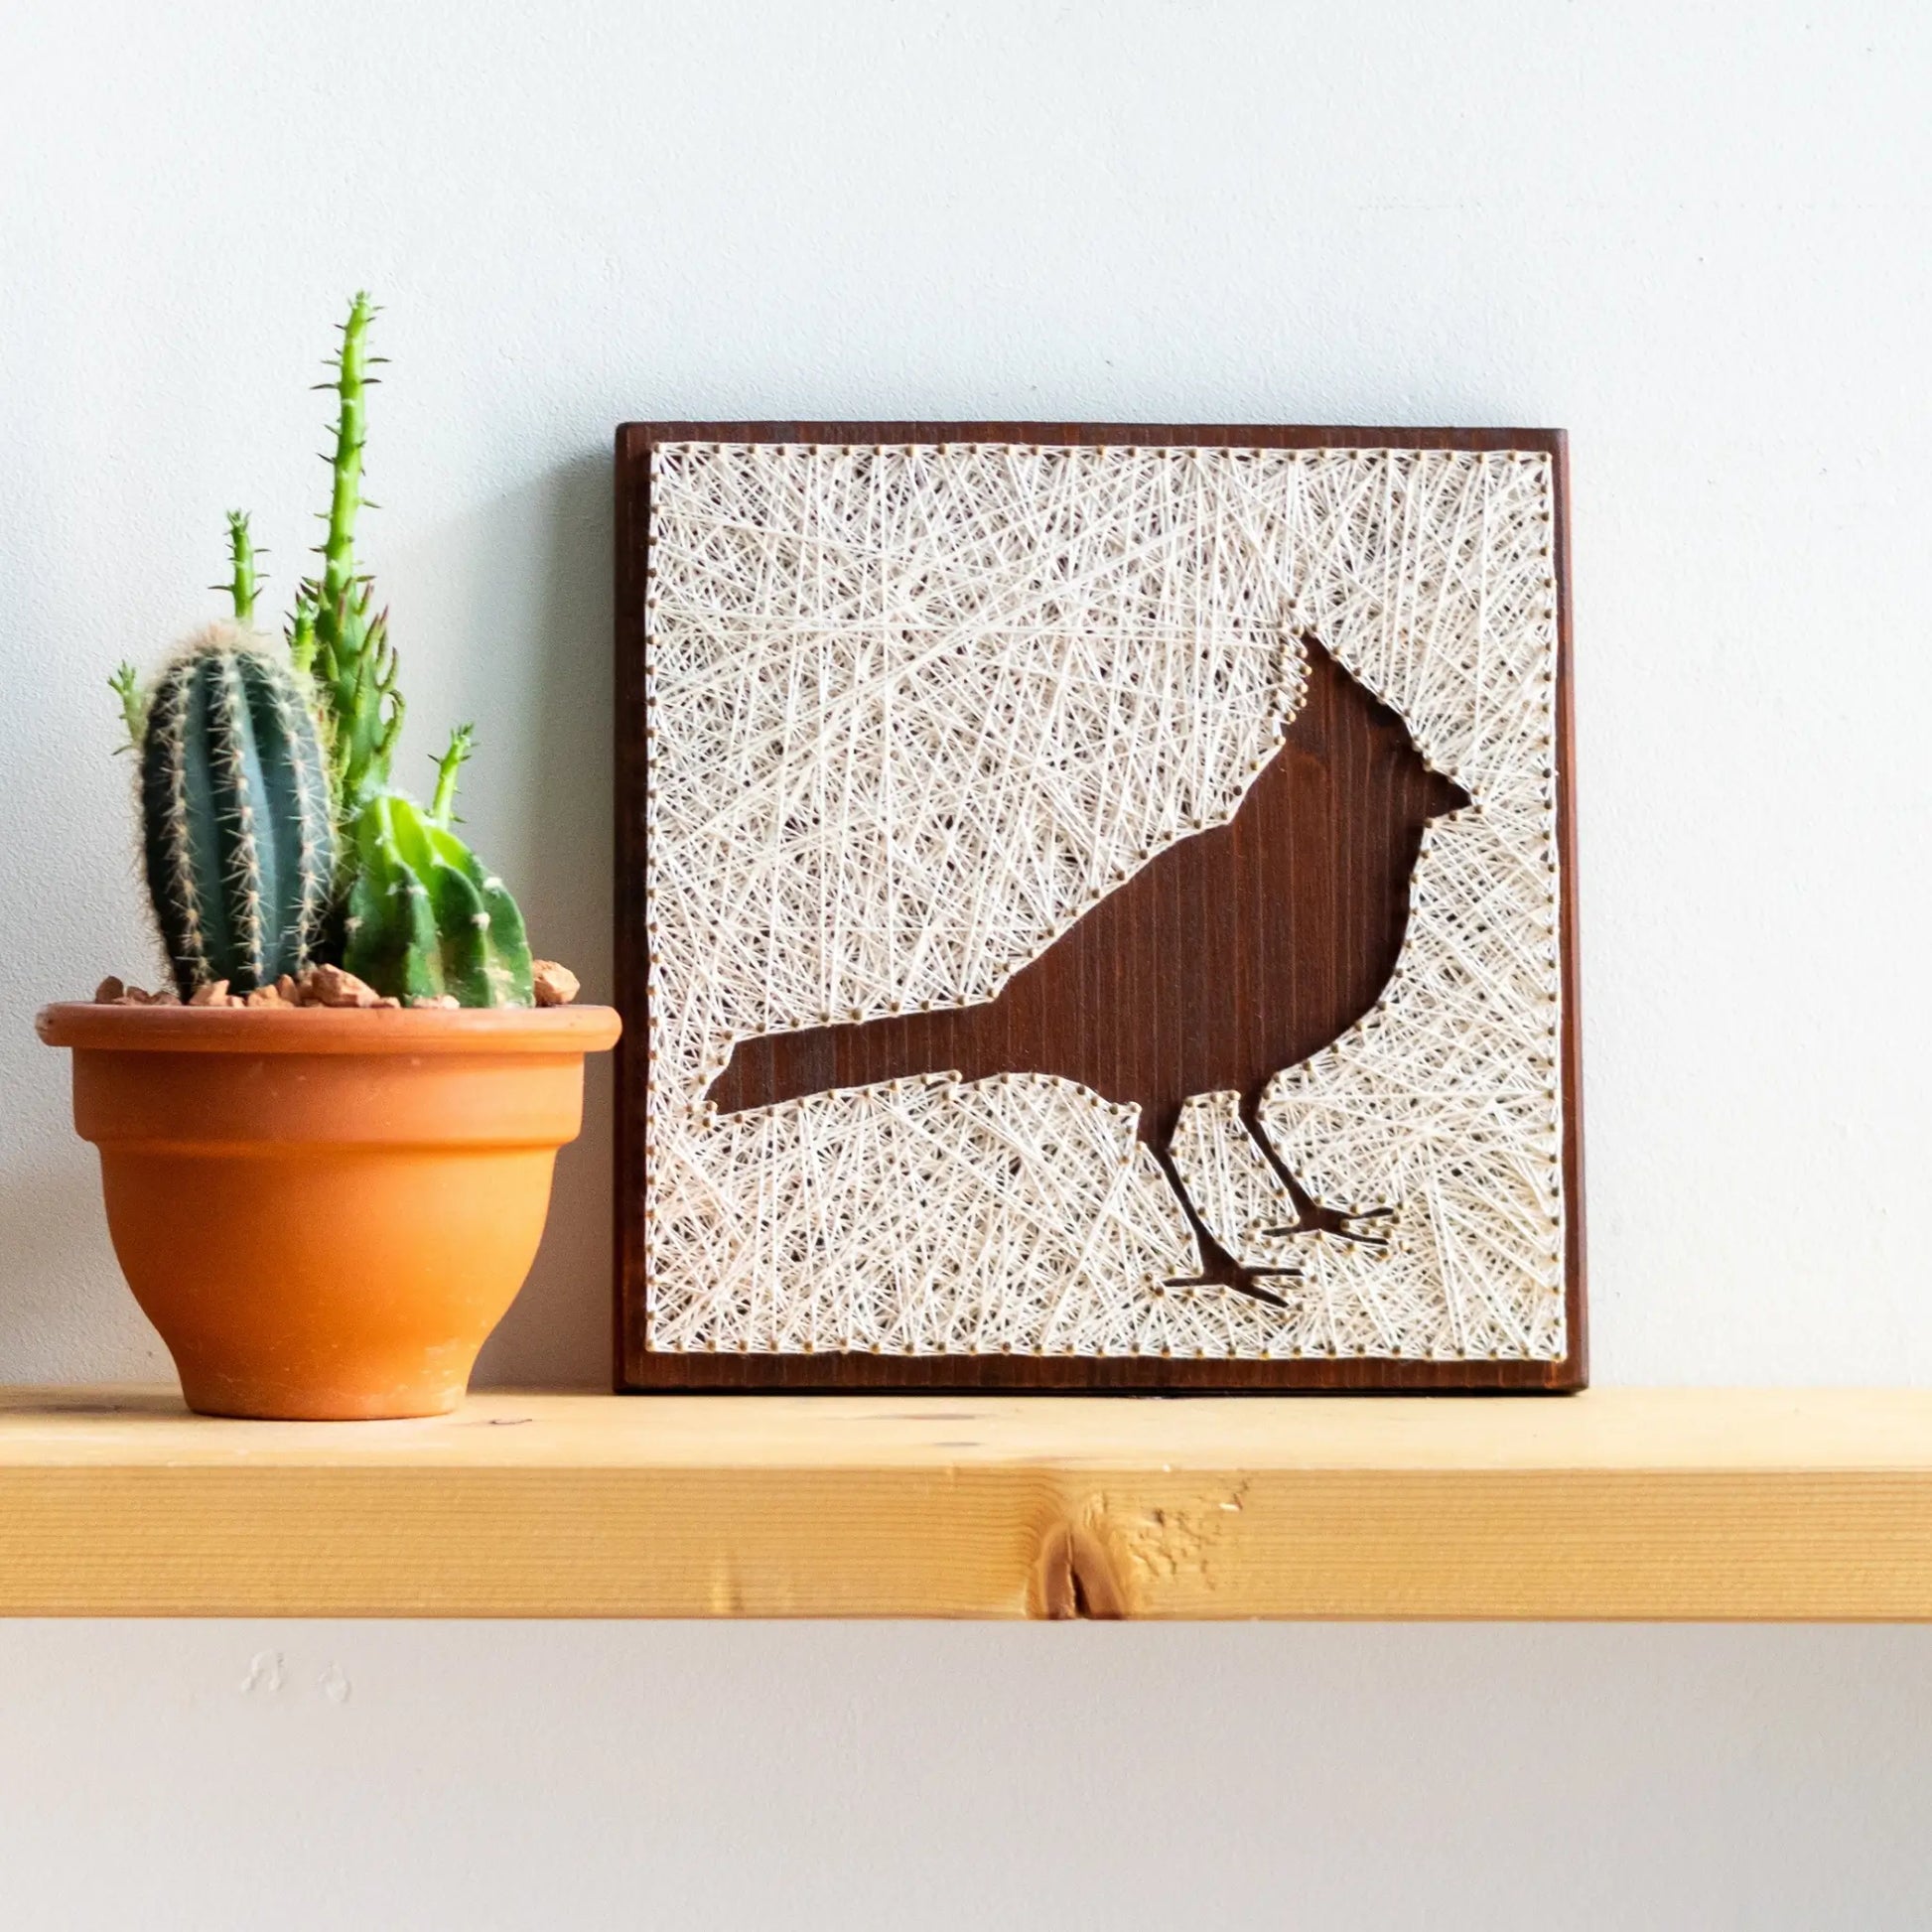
[2,1387,1929,1619]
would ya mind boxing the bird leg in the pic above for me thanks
[1147,1141,1293,1310]
[1154,1092,1323,1307]
[1239,1092,1395,1248]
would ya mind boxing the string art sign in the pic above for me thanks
[617,424,1585,1392]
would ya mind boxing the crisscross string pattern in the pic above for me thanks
[644,443,1563,1360]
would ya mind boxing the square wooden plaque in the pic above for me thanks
[618,423,1584,1391]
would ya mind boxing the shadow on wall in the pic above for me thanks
[450,451,617,1391]
[0,1153,175,1382]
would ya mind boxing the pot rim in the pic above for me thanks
[36,1000,622,1057]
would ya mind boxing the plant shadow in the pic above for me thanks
[448,450,616,1391]
[0,1143,174,1382]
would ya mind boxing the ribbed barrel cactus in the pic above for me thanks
[139,624,338,997]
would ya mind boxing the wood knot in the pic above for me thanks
[1034,1520,1127,1620]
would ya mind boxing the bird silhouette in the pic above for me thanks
[707,635,1468,1304]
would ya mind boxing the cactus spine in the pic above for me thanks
[344,787,532,1008]
[140,624,339,996]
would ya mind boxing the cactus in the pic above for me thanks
[303,291,402,812]
[140,624,339,997]
[343,784,533,1007]
[215,510,261,626]
[429,721,474,826]
[108,662,146,753]
[111,294,554,1012]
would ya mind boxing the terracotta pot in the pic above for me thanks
[36,1002,621,1420]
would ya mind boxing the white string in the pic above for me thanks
[644,443,1565,1361]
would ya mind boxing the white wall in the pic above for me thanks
[1,2,1928,1925]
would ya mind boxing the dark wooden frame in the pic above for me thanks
[616,423,1586,1393]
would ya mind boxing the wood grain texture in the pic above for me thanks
[2,1388,1929,1619]
[617,422,1586,1393]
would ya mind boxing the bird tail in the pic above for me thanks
[705,1006,980,1115]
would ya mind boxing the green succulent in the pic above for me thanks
[116,294,536,1007]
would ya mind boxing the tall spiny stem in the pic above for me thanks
[307,290,400,810]
[287,586,318,676]
[222,510,259,625]
[430,724,475,827]
[109,663,146,753]
[318,295,370,622]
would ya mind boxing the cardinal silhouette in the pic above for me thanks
[707,636,1468,1305]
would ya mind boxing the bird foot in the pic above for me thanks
[1263,1201,1398,1248]
[1159,1267,1297,1311]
